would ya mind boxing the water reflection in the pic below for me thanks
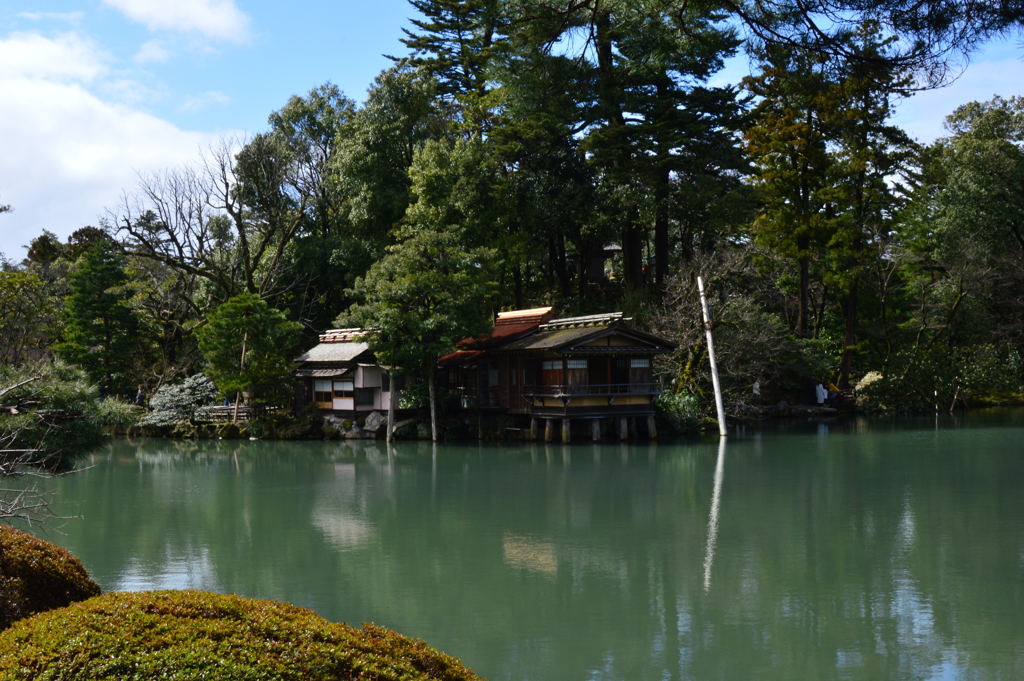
[702,437,725,592]
[36,417,1024,681]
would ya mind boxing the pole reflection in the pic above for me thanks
[703,437,726,592]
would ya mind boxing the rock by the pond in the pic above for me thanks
[345,425,375,439]
[416,422,432,439]
[363,411,386,434]
[392,418,420,439]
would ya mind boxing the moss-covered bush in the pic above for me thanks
[0,590,481,681]
[0,526,101,632]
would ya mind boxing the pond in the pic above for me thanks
[35,410,1024,680]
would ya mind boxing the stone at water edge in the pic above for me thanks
[363,411,386,433]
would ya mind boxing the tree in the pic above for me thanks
[396,0,504,130]
[196,293,302,418]
[115,137,313,308]
[516,0,1024,88]
[53,245,143,395]
[499,1,748,292]
[819,25,918,385]
[341,226,496,442]
[331,66,448,258]
[0,271,57,366]
[1,360,121,523]
[902,96,1024,350]
[743,41,835,339]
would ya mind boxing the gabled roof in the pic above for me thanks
[440,311,675,365]
[294,341,371,364]
[498,314,675,354]
[319,328,365,343]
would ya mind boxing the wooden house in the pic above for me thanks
[293,329,398,416]
[441,311,676,441]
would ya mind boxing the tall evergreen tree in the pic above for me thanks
[743,42,836,338]
[54,246,143,394]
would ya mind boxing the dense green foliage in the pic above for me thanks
[0,360,110,469]
[0,526,101,632]
[0,3,1022,416]
[197,293,302,408]
[0,590,481,681]
[52,245,143,396]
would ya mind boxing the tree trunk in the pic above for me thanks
[653,162,670,294]
[232,332,248,424]
[622,224,645,291]
[386,371,396,443]
[552,234,571,297]
[797,237,810,338]
[428,365,438,443]
[840,278,858,387]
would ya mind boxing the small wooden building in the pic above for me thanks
[441,311,676,441]
[294,329,397,416]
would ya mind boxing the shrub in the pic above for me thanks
[138,374,219,428]
[0,526,101,632]
[0,590,481,681]
[655,390,702,432]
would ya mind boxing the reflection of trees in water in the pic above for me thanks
[48,431,1024,680]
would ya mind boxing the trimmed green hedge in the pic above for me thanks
[0,590,482,681]
[0,526,101,631]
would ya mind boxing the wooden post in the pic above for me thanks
[592,419,601,442]
[530,418,538,441]
[386,370,396,443]
[647,415,658,439]
[232,331,248,425]
[562,418,571,444]
[545,419,554,442]
[698,276,727,437]
[950,384,962,412]
[619,417,629,441]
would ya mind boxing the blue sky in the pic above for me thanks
[1,0,1022,259]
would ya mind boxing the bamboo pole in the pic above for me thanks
[698,277,727,437]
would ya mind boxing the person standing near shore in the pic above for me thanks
[815,380,827,405]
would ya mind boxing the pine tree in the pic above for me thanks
[54,246,143,395]
[395,0,503,130]
[196,293,302,411]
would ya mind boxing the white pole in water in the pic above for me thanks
[698,276,728,437]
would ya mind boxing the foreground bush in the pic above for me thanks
[0,590,481,681]
[0,526,101,631]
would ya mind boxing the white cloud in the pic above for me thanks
[101,0,251,43]
[0,31,108,82]
[0,32,228,259]
[179,90,232,112]
[134,39,171,64]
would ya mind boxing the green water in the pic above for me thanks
[38,411,1024,680]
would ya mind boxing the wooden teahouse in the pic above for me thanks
[294,329,398,416]
[441,310,676,441]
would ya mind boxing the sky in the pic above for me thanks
[1,0,1023,261]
